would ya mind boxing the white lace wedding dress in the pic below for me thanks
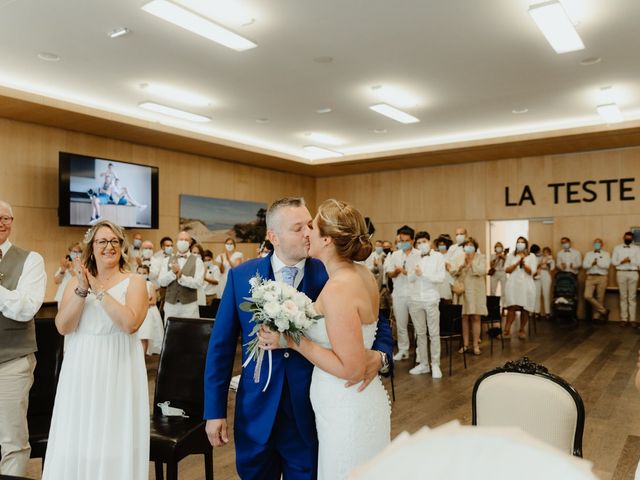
[43,277,149,480]
[307,317,391,480]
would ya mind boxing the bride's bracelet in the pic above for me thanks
[74,286,89,298]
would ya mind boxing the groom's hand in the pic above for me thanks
[206,418,229,447]
[344,350,382,392]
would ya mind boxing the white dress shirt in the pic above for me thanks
[445,244,466,275]
[158,253,205,289]
[556,248,582,274]
[0,240,46,322]
[408,250,445,303]
[385,248,422,297]
[203,263,222,296]
[271,253,305,288]
[612,244,640,271]
[582,250,611,275]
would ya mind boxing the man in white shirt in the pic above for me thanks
[556,237,582,275]
[612,231,640,326]
[582,238,611,321]
[408,231,445,378]
[0,200,46,476]
[385,225,422,361]
[158,231,204,320]
[129,232,143,261]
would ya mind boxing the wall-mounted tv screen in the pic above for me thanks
[58,152,159,229]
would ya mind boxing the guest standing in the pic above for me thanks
[53,242,82,306]
[457,237,487,355]
[583,238,611,321]
[43,220,149,479]
[215,238,244,294]
[503,237,537,339]
[0,200,46,477]
[538,247,555,318]
[489,242,507,296]
[612,231,640,327]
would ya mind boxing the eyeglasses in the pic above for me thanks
[94,238,122,249]
[0,216,14,226]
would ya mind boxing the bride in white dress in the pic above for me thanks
[43,221,149,480]
[262,199,391,480]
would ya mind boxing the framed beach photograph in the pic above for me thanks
[179,194,267,243]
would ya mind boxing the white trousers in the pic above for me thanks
[392,295,412,353]
[617,271,639,322]
[539,270,552,315]
[163,301,200,322]
[490,270,507,297]
[408,300,441,367]
[0,354,36,476]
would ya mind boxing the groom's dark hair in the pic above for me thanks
[266,197,306,231]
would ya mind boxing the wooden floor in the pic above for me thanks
[25,319,640,479]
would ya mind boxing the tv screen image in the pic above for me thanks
[59,152,159,228]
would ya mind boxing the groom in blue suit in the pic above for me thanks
[204,197,394,480]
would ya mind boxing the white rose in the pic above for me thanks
[281,299,299,317]
[263,291,277,303]
[306,303,318,318]
[264,301,281,318]
[293,292,307,309]
[293,311,308,328]
[252,287,265,300]
[270,283,283,297]
[274,316,290,332]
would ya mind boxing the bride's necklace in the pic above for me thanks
[96,269,118,290]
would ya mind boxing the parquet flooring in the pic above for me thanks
[25,320,640,479]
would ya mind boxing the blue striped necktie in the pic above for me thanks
[281,266,298,287]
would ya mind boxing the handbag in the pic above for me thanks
[452,278,465,296]
[488,267,496,276]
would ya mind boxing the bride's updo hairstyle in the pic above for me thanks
[316,199,372,262]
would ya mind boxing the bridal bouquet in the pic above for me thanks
[240,274,321,391]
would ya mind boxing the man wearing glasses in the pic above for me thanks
[0,200,46,476]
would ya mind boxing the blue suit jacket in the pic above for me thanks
[203,254,394,446]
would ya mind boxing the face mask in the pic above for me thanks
[176,240,190,253]
[463,245,476,254]
[383,248,391,255]
[495,247,503,253]
[142,248,153,259]
[562,242,570,250]
[396,242,411,251]
[418,243,430,254]
[375,246,383,255]
[455,234,465,245]
[593,243,602,251]
[225,244,235,252]
[516,242,526,252]
[133,239,142,248]
[624,238,633,245]
[438,245,447,253]
[69,251,80,260]
[164,246,173,255]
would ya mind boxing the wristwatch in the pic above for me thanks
[377,350,390,374]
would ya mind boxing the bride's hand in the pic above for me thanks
[258,325,292,351]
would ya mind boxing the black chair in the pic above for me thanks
[150,317,215,480]
[198,305,216,319]
[481,295,504,354]
[438,303,466,376]
[28,317,64,465]
[209,298,221,317]
[472,357,585,457]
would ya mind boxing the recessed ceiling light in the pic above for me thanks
[108,27,130,38]
[314,56,333,64]
[596,103,623,124]
[255,118,269,123]
[316,108,333,114]
[37,52,60,62]
[141,0,257,51]
[138,101,211,122]
[304,132,344,146]
[303,145,344,160]
[371,85,419,108]
[140,82,210,107]
[373,129,388,134]
[528,0,584,54]
[512,108,529,114]
[580,56,601,66]
[369,103,420,124]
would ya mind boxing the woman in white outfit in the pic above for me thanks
[489,242,507,297]
[539,246,555,318]
[215,238,244,294]
[503,236,538,339]
[43,220,149,480]
[53,243,82,306]
[261,199,390,480]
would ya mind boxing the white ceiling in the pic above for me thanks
[1,0,639,163]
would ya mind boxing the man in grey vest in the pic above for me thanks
[158,231,203,321]
[0,200,46,476]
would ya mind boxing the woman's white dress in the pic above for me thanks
[137,280,165,354]
[306,317,391,480]
[504,253,538,312]
[43,277,149,480]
